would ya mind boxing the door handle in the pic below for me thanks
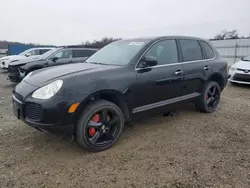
[204,65,210,70]
[175,70,184,75]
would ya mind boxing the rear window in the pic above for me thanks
[200,41,214,59]
[179,39,203,62]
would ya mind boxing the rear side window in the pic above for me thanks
[39,49,50,55]
[200,41,214,59]
[73,49,96,58]
[179,39,202,62]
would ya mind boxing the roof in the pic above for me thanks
[120,35,208,42]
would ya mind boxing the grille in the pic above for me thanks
[25,102,43,121]
[233,73,250,82]
[13,90,23,102]
[237,68,250,73]
[8,65,19,73]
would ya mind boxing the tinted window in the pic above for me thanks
[73,49,96,58]
[39,49,50,55]
[179,39,202,62]
[144,39,178,65]
[52,49,72,59]
[29,49,39,55]
[200,41,214,59]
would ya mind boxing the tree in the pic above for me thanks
[82,37,121,48]
[214,30,239,40]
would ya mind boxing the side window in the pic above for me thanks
[73,49,96,58]
[179,39,202,62]
[200,41,214,59]
[144,39,178,65]
[53,49,72,59]
[27,49,38,56]
[86,50,96,56]
[39,49,50,55]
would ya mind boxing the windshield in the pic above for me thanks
[40,48,61,59]
[19,49,32,56]
[242,55,250,62]
[85,40,148,65]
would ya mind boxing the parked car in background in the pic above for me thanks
[8,46,98,82]
[0,47,54,70]
[228,55,250,84]
[12,36,228,152]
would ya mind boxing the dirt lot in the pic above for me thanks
[0,70,250,188]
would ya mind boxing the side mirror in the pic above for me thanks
[141,56,158,67]
[25,53,31,57]
[52,57,59,62]
[241,57,244,60]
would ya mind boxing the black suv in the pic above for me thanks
[8,46,98,82]
[12,36,228,152]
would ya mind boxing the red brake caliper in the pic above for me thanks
[206,95,209,100]
[88,114,100,137]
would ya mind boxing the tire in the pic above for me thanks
[195,81,221,113]
[76,99,124,152]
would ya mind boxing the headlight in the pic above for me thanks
[230,67,237,71]
[1,58,9,60]
[32,80,63,99]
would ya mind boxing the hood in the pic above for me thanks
[9,56,42,66]
[24,63,118,87]
[0,55,20,60]
[232,60,250,69]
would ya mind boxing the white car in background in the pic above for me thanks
[228,55,250,84]
[0,47,54,70]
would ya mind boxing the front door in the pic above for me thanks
[132,39,185,112]
[49,49,73,66]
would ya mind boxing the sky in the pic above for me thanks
[0,0,249,45]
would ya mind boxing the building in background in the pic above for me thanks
[211,39,250,66]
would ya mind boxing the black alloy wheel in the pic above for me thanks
[76,100,124,152]
[195,81,221,113]
[205,85,220,111]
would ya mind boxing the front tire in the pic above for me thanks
[76,100,124,152]
[195,81,221,113]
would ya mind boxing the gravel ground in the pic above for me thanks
[0,70,250,188]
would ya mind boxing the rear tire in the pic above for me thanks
[76,100,124,152]
[195,81,221,113]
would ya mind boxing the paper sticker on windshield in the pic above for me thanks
[129,42,144,46]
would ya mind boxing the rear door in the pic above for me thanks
[179,39,213,96]
[133,39,185,112]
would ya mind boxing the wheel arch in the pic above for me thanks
[207,73,225,91]
[75,89,131,123]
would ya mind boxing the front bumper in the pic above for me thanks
[8,73,22,82]
[228,68,250,84]
[0,60,9,69]
[12,82,87,135]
